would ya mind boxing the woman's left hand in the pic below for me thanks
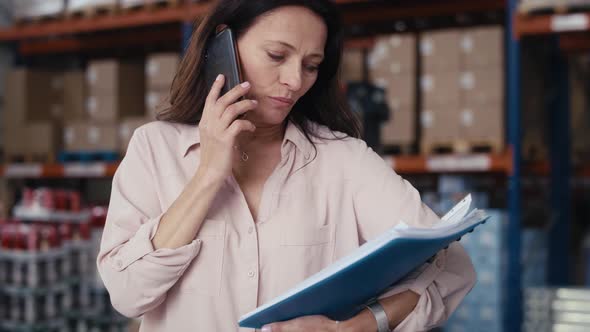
[261,315,340,332]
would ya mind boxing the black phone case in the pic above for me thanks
[204,27,243,97]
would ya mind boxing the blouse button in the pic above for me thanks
[248,270,256,278]
[248,226,254,234]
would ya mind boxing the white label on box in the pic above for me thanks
[551,14,589,32]
[5,164,43,178]
[147,61,159,77]
[389,62,402,75]
[389,36,402,48]
[88,127,100,145]
[64,163,107,177]
[367,43,387,69]
[65,128,74,145]
[461,110,474,126]
[419,39,433,56]
[421,110,434,128]
[427,154,491,172]
[86,97,97,116]
[147,92,159,108]
[421,75,434,92]
[460,72,475,90]
[373,77,388,89]
[86,68,97,85]
[461,35,473,53]
[120,125,130,139]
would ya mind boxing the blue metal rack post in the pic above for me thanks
[182,21,194,54]
[547,37,571,285]
[506,0,523,330]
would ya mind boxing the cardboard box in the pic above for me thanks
[4,69,64,124]
[25,122,62,156]
[420,106,461,143]
[64,122,119,151]
[68,0,118,12]
[145,89,171,120]
[461,26,504,69]
[120,117,150,153]
[459,103,504,143]
[421,72,461,109]
[381,107,415,145]
[146,53,180,90]
[86,92,145,122]
[340,48,364,82]
[460,69,504,105]
[371,74,415,110]
[421,29,461,73]
[368,34,416,77]
[3,126,27,159]
[64,71,87,120]
[86,59,145,97]
[14,0,65,20]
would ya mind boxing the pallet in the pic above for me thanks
[120,0,183,12]
[57,151,119,163]
[381,143,417,155]
[421,140,503,155]
[15,13,63,25]
[3,152,56,164]
[518,0,590,15]
[65,3,119,19]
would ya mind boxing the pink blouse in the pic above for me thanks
[97,120,476,331]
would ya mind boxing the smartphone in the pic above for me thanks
[204,26,244,97]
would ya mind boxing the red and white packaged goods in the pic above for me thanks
[0,188,126,332]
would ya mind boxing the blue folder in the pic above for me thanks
[239,197,490,329]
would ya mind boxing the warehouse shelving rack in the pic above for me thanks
[0,0,563,330]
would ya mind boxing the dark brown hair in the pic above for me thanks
[158,0,361,140]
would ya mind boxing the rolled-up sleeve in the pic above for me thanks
[97,129,201,318]
[351,141,476,331]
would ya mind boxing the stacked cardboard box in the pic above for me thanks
[67,0,118,14]
[419,29,462,152]
[145,53,178,120]
[368,34,416,148]
[64,59,145,154]
[420,27,504,153]
[13,0,65,21]
[3,69,65,161]
[458,27,504,153]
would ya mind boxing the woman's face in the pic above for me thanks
[236,6,327,127]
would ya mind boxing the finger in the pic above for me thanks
[204,74,225,109]
[220,99,258,127]
[216,81,251,108]
[261,323,281,332]
[227,119,256,139]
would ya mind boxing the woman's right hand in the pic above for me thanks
[196,74,257,182]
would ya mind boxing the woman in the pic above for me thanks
[97,1,476,331]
